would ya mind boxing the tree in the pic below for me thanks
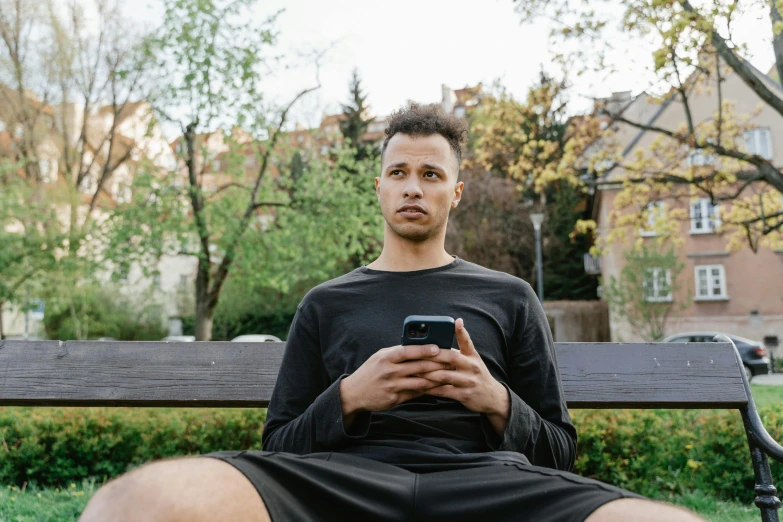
[131,0,304,341]
[602,245,688,341]
[464,74,601,297]
[513,0,783,252]
[340,69,375,161]
[0,0,152,337]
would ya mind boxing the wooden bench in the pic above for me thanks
[1,337,781,520]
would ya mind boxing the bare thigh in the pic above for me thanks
[587,498,705,522]
[79,456,270,522]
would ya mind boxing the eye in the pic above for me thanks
[423,171,440,179]
[390,169,404,176]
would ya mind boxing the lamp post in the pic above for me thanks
[530,212,545,303]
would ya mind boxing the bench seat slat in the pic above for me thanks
[0,340,748,409]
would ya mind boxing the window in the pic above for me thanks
[454,106,466,118]
[694,264,728,300]
[690,199,720,234]
[744,128,773,160]
[640,202,666,237]
[211,159,221,172]
[320,145,329,155]
[688,150,714,166]
[39,159,54,183]
[0,120,6,132]
[643,267,672,302]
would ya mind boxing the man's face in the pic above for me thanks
[375,133,464,242]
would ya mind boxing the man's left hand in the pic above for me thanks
[418,318,510,436]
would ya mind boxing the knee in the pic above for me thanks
[586,498,706,522]
[79,460,185,522]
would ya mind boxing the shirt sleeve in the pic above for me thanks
[479,283,577,471]
[261,303,372,454]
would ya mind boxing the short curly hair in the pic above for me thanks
[381,104,468,167]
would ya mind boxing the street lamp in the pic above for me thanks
[530,212,545,303]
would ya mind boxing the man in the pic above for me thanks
[81,105,703,522]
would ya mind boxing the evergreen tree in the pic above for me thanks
[542,184,598,300]
[340,69,375,161]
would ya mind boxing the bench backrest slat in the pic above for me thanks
[0,340,747,408]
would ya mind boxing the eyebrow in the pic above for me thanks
[384,162,447,173]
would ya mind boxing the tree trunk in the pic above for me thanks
[0,301,5,340]
[194,301,214,341]
[194,256,214,341]
[771,2,783,86]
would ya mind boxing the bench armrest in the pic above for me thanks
[716,334,783,463]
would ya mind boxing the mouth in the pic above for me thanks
[397,205,427,218]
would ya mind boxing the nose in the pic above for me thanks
[402,177,423,199]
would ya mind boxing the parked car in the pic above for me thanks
[660,332,771,381]
[230,334,282,343]
[160,335,196,342]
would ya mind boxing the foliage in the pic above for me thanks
[543,184,599,300]
[1,393,782,508]
[458,75,598,297]
[513,0,783,252]
[602,244,688,341]
[445,168,536,279]
[340,69,376,162]
[0,480,94,522]
[571,404,783,504]
[0,407,265,488]
[468,73,602,195]
[42,284,166,341]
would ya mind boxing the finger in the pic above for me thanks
[424,384,458,399]
[455,318,478,357]
[387,344,440,363]
[428,348,470,370]
[417,369,472,388]
[394,377,441,392]
[394,360,453,376]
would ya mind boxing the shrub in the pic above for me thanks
[571,406,783,502]
[0,404,781,504]
[0,408,265,487]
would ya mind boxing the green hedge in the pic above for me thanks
[0,405,780,504]
[572,407,782,502]
[0,408,265,487]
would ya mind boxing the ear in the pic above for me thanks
[375,176,381,200]
[451,181,464,208]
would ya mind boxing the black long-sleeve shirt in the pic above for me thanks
[261,258,577,472]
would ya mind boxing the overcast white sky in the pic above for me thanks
[125,0,775,128]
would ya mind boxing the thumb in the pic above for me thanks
[455,318,478,356]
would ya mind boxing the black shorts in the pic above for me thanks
[205,451,643,522]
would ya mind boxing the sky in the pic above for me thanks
[120,0,776,128]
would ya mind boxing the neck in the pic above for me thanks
[368,225,454,272]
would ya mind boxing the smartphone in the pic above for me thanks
[401,315,455,349]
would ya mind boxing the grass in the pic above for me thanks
[0,481,94,522]
[749,383,783,409]
[0,485,763,521]
[0,385,778,520]
[667,491,759,521]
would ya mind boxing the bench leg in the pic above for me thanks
[742,408,782,522]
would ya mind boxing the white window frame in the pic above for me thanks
[688,149,714,166]
[640,202,666,237]
[744,128,773,160]
[694,264,728,301]
[690,199,720,234]
[643,267,672,302]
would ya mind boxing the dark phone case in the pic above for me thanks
[401,315,455,349]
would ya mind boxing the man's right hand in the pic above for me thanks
[339,344,451,427]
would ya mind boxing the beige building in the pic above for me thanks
[593,62,783,345]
